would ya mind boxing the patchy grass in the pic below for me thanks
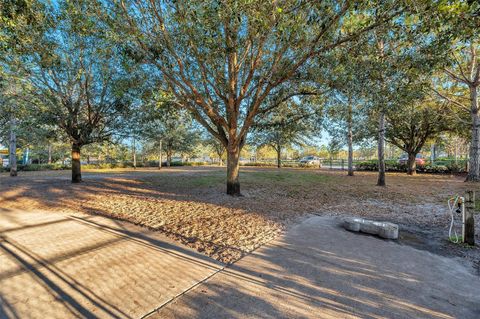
[449,236,463,243]
[243,169,332,185]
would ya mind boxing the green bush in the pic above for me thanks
[424,165,449,174]
[145,160,159,167]
[184,161,209,166]
[19,163,69,171]
[356,160,463,174]
[242,162,273,167]
[356,161,378,171]
[446,162,467,173]
[86,163,116,169]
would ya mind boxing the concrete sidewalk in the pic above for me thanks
[0,209,222,319]
[154,216,480,319]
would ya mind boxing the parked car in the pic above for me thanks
[398,154,426,166]
[299,156,321,166]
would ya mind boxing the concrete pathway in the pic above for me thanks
[2,210,480,319]
[154,216,480,319]
[0,209,222,319]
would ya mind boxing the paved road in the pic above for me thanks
[0,209,222,319]
[154,217,480,319]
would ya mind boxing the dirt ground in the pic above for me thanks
[1,166,479,271]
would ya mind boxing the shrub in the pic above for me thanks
[19,163,69,171]
[424,165,449,174]
[242,162,275,167]
[356,160,429,173]
[356,161,378,171]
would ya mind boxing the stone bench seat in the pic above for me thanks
[344,218,399,239]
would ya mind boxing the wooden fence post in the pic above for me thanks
[464,191,475,246]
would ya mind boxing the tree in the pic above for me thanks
[205,138,225,166]
[110,0,404,195]
[137,101,200,167]
[356,6,452,186]
[252,97,321,168]
[0,77,43,176]
[0,81,19,176]
[19,1,137,182]
[385,97,451,175]
[1,0,48,176]
[434,42,480,181]
[323,51,369,176]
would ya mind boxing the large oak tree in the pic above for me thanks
[434,42,480,181]
[110,0,405,195]
[20,0,138,182]
[386,97,451,175]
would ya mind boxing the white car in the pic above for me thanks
[299,156,321,166]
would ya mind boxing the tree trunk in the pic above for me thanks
[9,117,17,177]
[23,148,29,165]
[430,143,435,164]
[454,142,458,164]
[276,146,281,168]
[48,144,52,164]
[377,110,386,186]
[227,146,241,196]
[466,85,480,182]
[407,152,417,176]
[158,139,162,169]
[132,138,137,169]
[166,151,171,167]
[347,104,354,176]
[71,142,82,183]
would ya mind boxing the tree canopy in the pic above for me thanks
[0,0,479,192]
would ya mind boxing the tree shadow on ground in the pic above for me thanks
[0,211,222,319]
[154,220,480,319]
[0,167,478,264]
[0,168,479,318]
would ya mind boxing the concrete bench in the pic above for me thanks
[344,218,398,240]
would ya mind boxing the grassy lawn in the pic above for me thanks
[1,166,479,264]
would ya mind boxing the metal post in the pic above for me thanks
[464,191,475,245]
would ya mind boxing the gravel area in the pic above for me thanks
[1,166,479,269]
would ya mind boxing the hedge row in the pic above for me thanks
[0,163,70,172]
[0,161,209,172]
[355,160,467,174]
[1,160,467,174]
